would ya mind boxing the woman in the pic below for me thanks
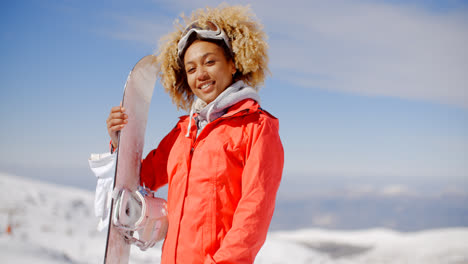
[105,4,283,263]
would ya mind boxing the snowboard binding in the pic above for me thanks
[112,187,168,250]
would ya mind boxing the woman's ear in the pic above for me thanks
[230,60,236,75]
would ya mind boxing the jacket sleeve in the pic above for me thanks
[140,123,181,191]
[207,115,284,264]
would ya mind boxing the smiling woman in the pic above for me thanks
[183,40,236,104]
[93,3,284,264]
[156,5,269,111]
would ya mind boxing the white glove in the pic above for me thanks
[88,152,116,231]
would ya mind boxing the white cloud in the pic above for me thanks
[101,0,468,108]
[381,184,412,196]
[94,13,176,50]
[254,0,468,108]
[108,16,163,46]
[312,213,337,227]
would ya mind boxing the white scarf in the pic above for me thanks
[185,80,260,137]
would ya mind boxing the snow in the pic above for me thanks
[1,173,467,264]
[257,229,468,263]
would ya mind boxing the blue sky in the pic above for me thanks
[0,0,467,195]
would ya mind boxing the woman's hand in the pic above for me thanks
[106,105,128,149]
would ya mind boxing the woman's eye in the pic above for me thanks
[206,60,215,65]
[187,67,195,73]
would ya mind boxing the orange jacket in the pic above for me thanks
[140,99,284,264]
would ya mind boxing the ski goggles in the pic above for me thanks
[177,20,232,60]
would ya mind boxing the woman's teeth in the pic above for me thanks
[201,82,213,89]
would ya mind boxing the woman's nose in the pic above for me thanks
[196,67,209,80]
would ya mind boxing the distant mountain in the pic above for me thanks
[272,191,468,231]
[1,173,467,264]
[272,174,468,231]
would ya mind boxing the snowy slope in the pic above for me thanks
[1,173,467,264]
[0,173,161,263]
[257,228,468,263]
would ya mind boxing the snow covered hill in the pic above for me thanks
[0,173,162,263]
[1,173,467,264]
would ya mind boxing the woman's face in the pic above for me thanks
[183,40,236,104]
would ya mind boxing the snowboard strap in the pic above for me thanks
[112,188,168,251]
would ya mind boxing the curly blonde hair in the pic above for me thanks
[156,4,269,111]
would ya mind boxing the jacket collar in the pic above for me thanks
[179,98,259,122]
[179,99,260,138]
[184,81,260,138]
[221,98,259,118]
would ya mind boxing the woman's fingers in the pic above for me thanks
[108,120,127,131]
[107,107,128,129]
[108,116,128,124]
[109,112,128,120]
[107,107,125,119]
[107,105,127,149]
[110,106,125,113]
[109,115,128,123]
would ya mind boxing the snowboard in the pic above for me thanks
[104,55,158,264]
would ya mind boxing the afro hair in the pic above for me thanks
[155,4,269,111]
